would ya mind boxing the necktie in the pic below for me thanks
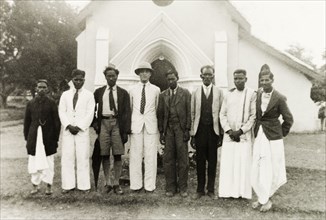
[73,89,78,110]
[109,86,117,115]
[170,89,175,105]
[140,84,146,114]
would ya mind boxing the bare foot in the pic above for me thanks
[260,200,273,212]
[252,201,260,209]
[30,185,39,195]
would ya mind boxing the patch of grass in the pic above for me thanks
[1,123,325,219]
[0,107,25,122]
[0,158,325,219]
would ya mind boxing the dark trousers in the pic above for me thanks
[163,123,189,193]
[195,123,219,193]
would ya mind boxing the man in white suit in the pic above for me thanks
[190,65,224,199]
[129,62,160,192]
[59,69,95,193]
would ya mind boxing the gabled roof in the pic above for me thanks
[239,29,323,82]
[77,0,251,32]
[77,0,323,82]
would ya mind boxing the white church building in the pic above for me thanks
[76,0,323,132]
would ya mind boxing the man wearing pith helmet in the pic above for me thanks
[129,61,160,193]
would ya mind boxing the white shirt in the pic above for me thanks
[102,85,118,115]
[261,89,273,114]
[202,84,212,98]
[169,85,179,96]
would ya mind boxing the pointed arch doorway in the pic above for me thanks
[150,58,176,92]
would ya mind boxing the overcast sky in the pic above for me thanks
[68,0,325,67]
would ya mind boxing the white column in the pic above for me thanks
[214,31,228,89]
[94,27,110,87]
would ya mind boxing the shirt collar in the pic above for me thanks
[169,85,179,95]
[72,87,83,93]
[139,81,150,87]
[107,85,117,91]
[262,89,273,98]
[263,89,274,95]
[202,83,212,90]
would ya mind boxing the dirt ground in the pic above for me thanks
[0,122,325,219]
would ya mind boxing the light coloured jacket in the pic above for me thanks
[190,85,224,136]
[129,82,160,134]
[59,88,95,134]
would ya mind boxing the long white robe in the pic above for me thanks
[219,88,256,199]
[251,90,287,204]
[28,126,54,185]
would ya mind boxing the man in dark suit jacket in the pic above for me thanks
[157,70,191,198]
[93,64,131,195]
[24,79,61,195]
[251,67,293,212]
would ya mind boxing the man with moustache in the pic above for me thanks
[157,69,191,197]
[93,64,131,194]
[218,69,256,199]
[190,65,224,199]
[24,79,61,195]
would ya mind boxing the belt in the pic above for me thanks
[102,115,117,119]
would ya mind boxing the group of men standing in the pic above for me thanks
[23,61,293,212]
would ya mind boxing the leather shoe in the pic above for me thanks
[80,189,90,194]
[106,185,113,193]
[113,185,124,195]
[62,188,74,194]
[207,192,216,199]
[45,184,52,195]
[192,192,204,200]
[145,189,154,194]
[165,192,174,197]
[180,192,188,198]
[131,187,143,193]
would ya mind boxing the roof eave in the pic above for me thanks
[239,29,324,82]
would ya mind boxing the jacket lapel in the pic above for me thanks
[174,87,183,105]
[164,90,170,108]
[99,86,106,101]
[256,90,263,118]
[196,87,202,112]
[116,86,122,112]
[211,86,216,110]
[265,90,279,113]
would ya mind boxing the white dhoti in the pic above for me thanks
[28,126,54,185]
[219,137,252,199]
[129,126,158,191]
[251,127,287,204]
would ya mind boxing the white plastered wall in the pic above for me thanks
[238,39,319,132]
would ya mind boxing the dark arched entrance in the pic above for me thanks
[150,58,176,92]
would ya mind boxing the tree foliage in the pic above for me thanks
[286,44,325,103]
[285,43,316,70]
[0,0,78,107]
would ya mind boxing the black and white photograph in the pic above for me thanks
[0,0,325,219]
